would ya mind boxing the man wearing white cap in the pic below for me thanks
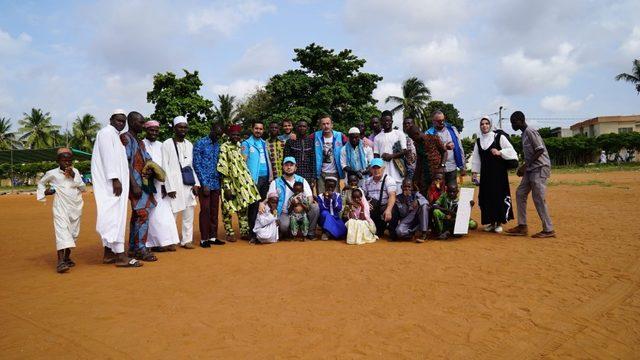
[142,120,180,251]
[161,116,200,249]
[340,127,373,187]
[91,109,141,267]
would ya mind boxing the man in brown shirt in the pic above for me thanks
[506,111,555,238]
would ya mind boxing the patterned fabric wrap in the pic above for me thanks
[217,139,261,213]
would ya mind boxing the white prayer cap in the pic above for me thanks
[112,109,126,116]
[348,127,360,135]
[480,115,491,121]
[173,116,187,126]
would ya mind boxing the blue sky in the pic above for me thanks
[0,0,638,137]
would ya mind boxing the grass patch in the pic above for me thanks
[548,162,640,174]
[547,180,612,187]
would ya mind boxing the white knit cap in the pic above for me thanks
[112,109,126,116]
[173,116,188,126]
[348,127,360,134]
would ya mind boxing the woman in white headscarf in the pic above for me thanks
[470,117,518,233]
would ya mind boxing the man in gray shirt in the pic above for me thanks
[506,111,555,238]
[426,111,466,186]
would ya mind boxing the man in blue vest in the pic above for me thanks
[426,110,466,186]
[242,120,273,242]
[267,157,319,239]
[312,115,347,193]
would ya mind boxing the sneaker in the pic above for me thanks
[494,225,503,233]
[483,224,495,232]
[505,225,528,236]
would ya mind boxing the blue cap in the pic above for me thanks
[370,158,384,167]
[283,156,296,164]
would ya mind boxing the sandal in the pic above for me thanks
[65,259,76,267]
[116,258,143,268]
[135,249,158,262]
[56,262,70,273]
[102,257,116,264]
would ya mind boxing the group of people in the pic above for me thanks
[37,108,556,273]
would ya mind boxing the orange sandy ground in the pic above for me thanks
[1,170,639,359]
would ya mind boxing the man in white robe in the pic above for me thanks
[91,109,142,267]
[161,116,200,249]
[142,120,180,251]
[37,148,86,273]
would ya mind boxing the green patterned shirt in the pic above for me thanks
[217,139,261,212]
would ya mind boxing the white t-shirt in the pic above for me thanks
[321,135,337,174]
[373,130,407,184]
[268,176,313,214]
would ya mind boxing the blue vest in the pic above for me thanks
[241,136,272,183]
[344,141,368,171]
[275,174,305,215]
[313,130,345,179]
[426,123,464,169]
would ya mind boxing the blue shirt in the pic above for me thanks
[241,136,270,181]
[193,136,221,190]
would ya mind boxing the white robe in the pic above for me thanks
[91,125,130,253]
[471,132,518,173]
[161,138,199,213]
[253,209,279,243]
[143,138,180,248]
[37,167,85,250]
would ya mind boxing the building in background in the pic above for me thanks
[549,127,572,138]
[570,115,640,137]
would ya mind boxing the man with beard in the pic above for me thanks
[426,110,466,186]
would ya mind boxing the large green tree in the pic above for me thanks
[385,77,431,129]
[614,59,640,94]
[236,88,273,124]
[18,108,60,149]
[212,94,238,125]
[0,118,21,150]
[265,43,382,130]
[423,100,465,132]
[147,70,214,140]
[71,113,101,152]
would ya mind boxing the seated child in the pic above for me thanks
[344,188,378,245]
[426,172,444,204]
[431,183,475,240]
[253,192,279,244]
[317,177,347,240]
[287,181,310,239]
[394,179,429,243]
[36,148,86,273]
[340,174,360,207]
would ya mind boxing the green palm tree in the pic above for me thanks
[615,59,640,94]
[213,94,237,125]
[71,113,101,151]
[385,77,432,129]
[0,117,21,150]
[18,108,60,149]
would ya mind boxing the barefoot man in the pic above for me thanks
[91,109,142,267]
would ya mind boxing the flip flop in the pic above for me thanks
[135,250,158,262]
[116,259,143,268]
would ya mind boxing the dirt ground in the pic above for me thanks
[1,170,639,359]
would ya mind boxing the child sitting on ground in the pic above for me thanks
[287,181,310,240]
[431,183,475,240]
[253,192,279,244]
[317,177,347,240]
[36,148,86,273]
[344,188,378,245]
[340,174,360,207]
[427,172,444,204]
[395,179,429,243]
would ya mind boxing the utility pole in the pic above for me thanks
[498,106,503,129]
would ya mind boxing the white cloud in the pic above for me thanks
[0,29,31,55]
[372,82,402,108]
[427,76,463,102]
[620,26,640,57]
[103,74,154,116]
[187,1,276,36]
[231,39,285,77]
[497,43,579,95]
[402,37,467,78]
[211,79,265,100]
[540,94,594,113]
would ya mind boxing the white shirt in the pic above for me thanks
[321,135,337,174]
[268,176,313,215]
[373,129,406,183]
[91,125,130,251]
[470,131,518,173]
[161,138,200,213]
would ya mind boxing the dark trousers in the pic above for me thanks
[198,189,220,240]
[370,203,399,237]
[248,176,270,239]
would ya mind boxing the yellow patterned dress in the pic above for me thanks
[217,138,261,236]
